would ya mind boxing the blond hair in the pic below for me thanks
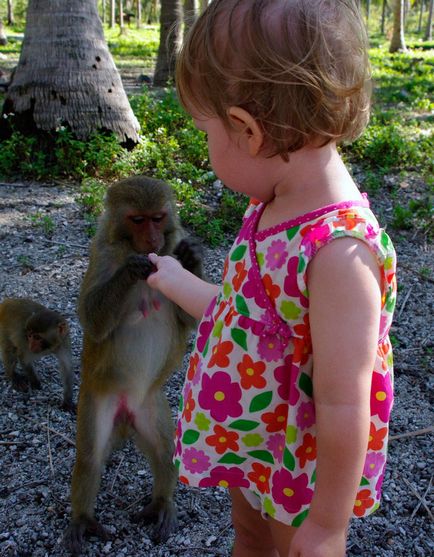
[176,0,371,160]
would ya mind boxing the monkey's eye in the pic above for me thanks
[129,215,146,225]
[32,333,42,341]
[151,214,165,223]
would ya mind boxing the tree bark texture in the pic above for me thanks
[153,0,182,86]
[0,21,7,46]
[184,0,198,39]
[390,0,407,52]
[2,0,139,144]
[425,0,433,40]
[7,0,15,26]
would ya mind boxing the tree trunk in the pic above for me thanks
[381,0,388,35]
[0,21,7,46]
[7,0,15,26]
[366,0,371,29]
[119,0,125,33]
[199,0,208,13]
[425,0,433,39]
[1,0,139,145]
[183,0,197,40]
[390,0,407,52]
[137,0,142,28]
[101,0,107,24]
[153,0,182,86]
[110,0,116,27]
[418,0,424,33]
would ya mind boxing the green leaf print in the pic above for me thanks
[231,328,248,351]
[360,476,370,486]
[299,373,313,397]
[297,257,306,273]
[286,425,297,444]
[218,453,247,465]
[257,252,265,268]
[384,255,394,271]
[280,301,301,320]
[223,282,232,298]
[174,459,180,470]
[286,226,300,241]
[182,429,200,445]
[292,509,309,527]
[194,412,211,431]
[242,433,264,447]
[247,450,275,464]
[385,290,396,312]
[230,245,247,261]
[203,339,209,358]
[235,295,250,316]
[212,320,224,338]
[249,391,273,413]
[283,448,296,471]
[381,231,390,249]
[311,469,316,483]
[229,419,260,431]
[263,497,276,518]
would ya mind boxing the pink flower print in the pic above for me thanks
[199,466,249,488]
[303,225,330,257]
[174,420,183,457]
[192,359,203,386]
[237,210,257,244]
[284,257,300,297]
[258,333,285,362]
[265,240,289,270]
[204,296,218,318]
[271,469,314,514]
[296,402,315,430]
[198,371,243,422]
[363,452,386,479]
[196,319,214,353]
[183,448,211,474]
[274,355,300,405]
[242,267,268,309]
[370,372,393,423]
[266,433,285,461]
[375,471,385,498]
[365,223,378,240]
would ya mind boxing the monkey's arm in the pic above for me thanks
[147,253,218,321]
[79,254,155,342]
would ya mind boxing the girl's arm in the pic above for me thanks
[147,253,219,320]
[289,237,382,557]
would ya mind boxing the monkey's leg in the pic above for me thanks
[133,390,178,543]
[2,343,28,391]
[18,352,41,390]
[64,392,115,554]
[57,347,75,412]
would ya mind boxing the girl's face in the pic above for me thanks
[192,114,277,202]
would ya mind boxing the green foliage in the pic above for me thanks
[28,212,56,236]
[391,196,433,237]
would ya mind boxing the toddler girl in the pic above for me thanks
[147,1,397,555]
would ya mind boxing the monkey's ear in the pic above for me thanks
[227,106,264,157]
[58,322,68,337]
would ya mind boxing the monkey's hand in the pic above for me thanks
[174,238,202,274]
[125,254,157,281]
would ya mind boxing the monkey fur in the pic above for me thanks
[64,176,203,554]
[0,297,74,411]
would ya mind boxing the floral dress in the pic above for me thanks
[174,197,397,527]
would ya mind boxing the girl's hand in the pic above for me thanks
[288,517,347,557]
[147,253,185,295]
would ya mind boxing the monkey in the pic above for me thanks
[64,176,203,554]
[0,298,74,411]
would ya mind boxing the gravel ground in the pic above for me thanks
[0,178,432,557]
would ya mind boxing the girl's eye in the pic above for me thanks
[129,216,146,225]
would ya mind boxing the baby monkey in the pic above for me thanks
[0,298,74,411]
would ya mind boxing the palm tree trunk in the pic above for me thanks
[1,0,139,145]
[153,0,182,86]
[390,0,407,52]
[425,0,433,39]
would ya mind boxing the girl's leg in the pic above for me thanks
[268,516,297,557]
[230,488,278,557]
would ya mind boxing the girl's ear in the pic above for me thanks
[227,106,264,157]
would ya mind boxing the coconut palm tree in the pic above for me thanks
[390,0,407,52]
[1,0,139,145]
[153,0,182,86]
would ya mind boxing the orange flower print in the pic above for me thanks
[295,433,317,468]
[222,256,229,282]
[262,404,288,432]
[353,489,375,517]
[232,261,248,292]
[207,340,234,369]
[224,306,237,327]
[248,463,271,494]
[206,425,239,454]
[183,389,195,423]
[187,353,199,381]
[262,274,281,302]
[368,422,387,451]
[333,210,360,230]
[237,355,266,389]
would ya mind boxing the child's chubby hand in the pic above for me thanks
[146,253,186,294]
[288,516,347,557]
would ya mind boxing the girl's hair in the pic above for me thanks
[176,0,371,160]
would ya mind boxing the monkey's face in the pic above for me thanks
[26,331,51,353]
[125,210,169,254]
